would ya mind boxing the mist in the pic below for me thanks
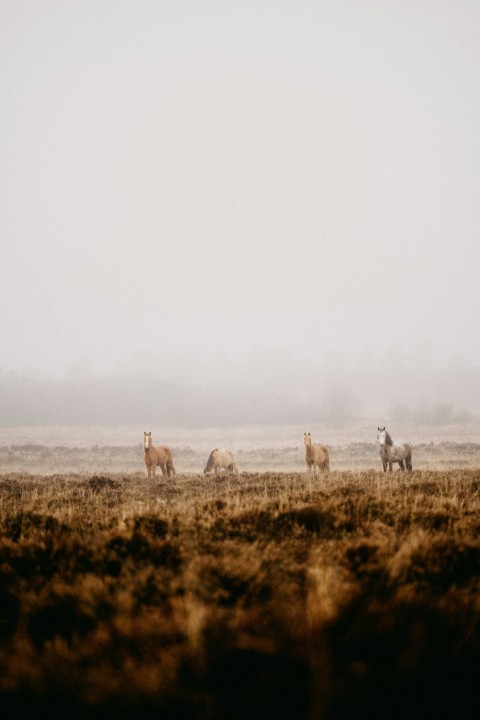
[1,1,479,431]
[1,350,478,428]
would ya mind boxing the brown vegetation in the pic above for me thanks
[0,468,479,719]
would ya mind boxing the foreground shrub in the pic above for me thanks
[0,469,478,718]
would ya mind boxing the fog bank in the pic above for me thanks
[2,2,479,416]
[1,355,478,428]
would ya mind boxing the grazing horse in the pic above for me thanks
[304,432,330,474]
[143,431,176,478]
[376,427,412,472]
[203,449,239,475]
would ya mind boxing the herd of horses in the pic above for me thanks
[143,427,413,477]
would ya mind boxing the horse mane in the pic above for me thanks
[385,431,393,446]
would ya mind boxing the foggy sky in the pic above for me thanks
[1,1,480,425]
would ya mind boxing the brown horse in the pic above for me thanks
[304,432,330,474]
[143,431,176,478]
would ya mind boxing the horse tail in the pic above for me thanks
[165,446,176,475]
[323,447,330,471]
[404,443,413,471]
[204,449,218,474]
[226,451,238,474]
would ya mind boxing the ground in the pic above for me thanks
[0,463,479,718]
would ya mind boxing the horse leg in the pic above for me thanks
[382,460,387,472]
[388,460,393,472]
[159,463,167,477]
[406,455,412,471]
[399,459,405,471]
[169,462,176,476]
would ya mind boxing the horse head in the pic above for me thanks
[144,431,152,451]
[377,427,394,446]
[304,432,313,448]
[377,427,387,445]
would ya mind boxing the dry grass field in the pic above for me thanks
[2,438,480,474]
[0,464,479,719]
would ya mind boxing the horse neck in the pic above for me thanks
[305,443,315,460]
[206,450,216,469]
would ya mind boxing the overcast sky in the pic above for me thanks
[1,0,479,383]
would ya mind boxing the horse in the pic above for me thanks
[203,449,239,476]
[143,431,176,478]
[376,427,412,472]
[304,432,330,474]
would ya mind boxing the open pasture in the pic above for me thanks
[0,467,479,719]
[1,439,480,474]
